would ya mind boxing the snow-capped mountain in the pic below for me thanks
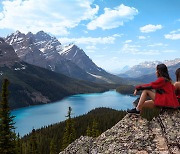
[118,58,180,78]
[59,44,104,73]
[0,38,114,109]
[5,31,124,84]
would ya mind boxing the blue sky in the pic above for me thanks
[0,0,180,73]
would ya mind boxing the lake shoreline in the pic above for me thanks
[12,90,137,136]
[10,89,115,111]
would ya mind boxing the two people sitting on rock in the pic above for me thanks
[127,64,180,114]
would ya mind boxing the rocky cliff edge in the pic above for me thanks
[60,109,180,154]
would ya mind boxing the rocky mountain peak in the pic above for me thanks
[4,30,124,84]
[60,43,104,74]
[60,109,180,154]
[35,31,53,42]
[26,32,34,39]
[6,31,26,45]
[0,37,5,44]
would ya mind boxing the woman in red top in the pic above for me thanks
[127,64,179,114]
[174,68,180,103]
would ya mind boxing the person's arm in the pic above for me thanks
[174,82,180,90]
[135,77,166,91]
[174,82,180,95]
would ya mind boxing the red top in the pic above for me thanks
[136,77,179,108]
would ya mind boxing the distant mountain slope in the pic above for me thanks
[118,58,180,78]
[59,44,104,73]
[5,31,124,84]
[60,44,126,84]
[0,38,20,66]
[127,62,180,83]
[0,39,118,109]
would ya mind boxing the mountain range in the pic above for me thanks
[5,31,124,84]
[118,59,180,82]
[128,62,180,83]
[0,38,119,109]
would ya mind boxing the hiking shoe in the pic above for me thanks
[127,108,140,114]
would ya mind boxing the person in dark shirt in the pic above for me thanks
[174,68,180,103]
[127,64,179,114]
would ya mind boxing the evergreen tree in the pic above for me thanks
[86,125,91,136]
[50,139,57,154]
[91,119,100,137]
[16,133,22,154]
[0,79,17,154]
[62,107,76,150]
[29,129,39,154]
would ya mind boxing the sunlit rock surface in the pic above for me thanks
[60,109,180,154]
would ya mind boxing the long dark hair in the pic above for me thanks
[175,68,180,82]
[156,64,171,81]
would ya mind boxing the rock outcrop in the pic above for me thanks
[60,109,180,154]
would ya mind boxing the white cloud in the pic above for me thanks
[140,24,162,33]
[165,29,180,40]
[138,36,146,39]
[148,43,168,47]
[121,43,160,55]
[121,43,141,54]
[165,34,180,40]
[163,50,177,53]
[87,4,138,30]
[0,12,4,19]
[113,33,124,37]
[85,45,97,52]
[0,0,99,36]
[124,40,132,43]
[59,34,121,45]
[170,29,180,34]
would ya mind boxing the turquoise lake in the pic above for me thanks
[11,90,137,136]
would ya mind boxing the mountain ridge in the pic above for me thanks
[118,58,180,78]
[5,31,124,84]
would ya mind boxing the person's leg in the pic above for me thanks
[141,100,155,109]
[136,90,155,111]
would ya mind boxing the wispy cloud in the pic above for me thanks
[0,0,99,35]
[124,40,132,43]
[164,29,180,40]
[140,24,162,33]
[113,33,124,37]
[121,43,161,55]
[148,43,168,47]
[85,45,98,52]
[163,50,177,53]
[87,4,138,30]
[138,36,146,39]
[59,34,122,45]
[121,43,141,54]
